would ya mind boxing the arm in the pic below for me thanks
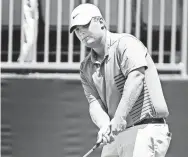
[89,99,110,129]
[81,70,112,144]
[114,67,145,120]
[111,67,145,134]
[111,35,148,134]
[80,70,110,129]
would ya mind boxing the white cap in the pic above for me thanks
[70,3,102,33]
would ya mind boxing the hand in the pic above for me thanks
[97,123,115,146]
[110,116,127,135]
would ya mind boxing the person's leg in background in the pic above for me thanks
[18,0,39,62]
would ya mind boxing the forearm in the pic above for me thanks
[114,73,144,119]
[89,100,110,129]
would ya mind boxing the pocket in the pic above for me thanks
[154,129,172,156]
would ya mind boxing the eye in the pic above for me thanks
[75,27,80,32]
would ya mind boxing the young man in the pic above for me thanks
[70,3,172,157]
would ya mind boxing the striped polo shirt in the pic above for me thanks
[80,31,169,127]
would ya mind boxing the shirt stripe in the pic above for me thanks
[131,102,152,118]
[114,73,126,92]
[131,98,151,112]
[129,79,156,123]
[114,73,125,79]
[114,72,156,124]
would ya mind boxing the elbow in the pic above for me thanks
[136,73,144,89]
[89,102,94,114]
[128,69,145,89]
[129,69,145,82]
[135,67,145,82]
[135,71,145,81]
[130,67,145,80]
[138,73,145,84]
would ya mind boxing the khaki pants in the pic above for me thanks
[101,124,172,157]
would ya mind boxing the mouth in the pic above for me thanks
[82,36,89,41]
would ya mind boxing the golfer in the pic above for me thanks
[70,3,172,157]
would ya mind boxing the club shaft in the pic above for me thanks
[83,143,100,157]
[83,149,94,157]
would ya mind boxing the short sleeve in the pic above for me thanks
[117,35,148,77]
[80,70,100,104]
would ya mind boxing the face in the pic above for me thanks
[74,17,105,48]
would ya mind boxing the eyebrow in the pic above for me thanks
[75,21,91,30]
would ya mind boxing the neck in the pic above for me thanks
[93,31,106,59]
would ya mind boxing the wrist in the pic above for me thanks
[99,120,110,129]
[110,116,127,135]
[112,115,126,122]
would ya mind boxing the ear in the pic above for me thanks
[99,17,104,24]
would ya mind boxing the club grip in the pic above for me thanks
[96,142,101,147]
[93,142,101,150]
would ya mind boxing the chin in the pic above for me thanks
[84,41,96,48]
[82,38,100,48]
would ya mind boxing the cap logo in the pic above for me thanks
[73,13,79,19]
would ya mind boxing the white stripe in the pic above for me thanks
[105,0,110,29]
[159,0,165,63]
[68,0,74,63]
[80,0,86,62]
[125,0,132,33]
[135,0,141,39]
[170,0,177,63]
[181,0,188,77]
[93,0,98,6]
[1,73,81,80]
[20,0,24,61]
[147,0,153,54]
[0,0,1,53]
[118,0,124,33]
[8,0,14,62]
[44,0,51,63]
[56,0,62,63]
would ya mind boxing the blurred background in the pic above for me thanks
[1,0,188,157]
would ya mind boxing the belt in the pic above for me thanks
[128,118,165,128]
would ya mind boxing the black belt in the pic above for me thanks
[128,118,165,128]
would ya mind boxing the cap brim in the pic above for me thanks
[70,15,92,33]
[70,26,77,33]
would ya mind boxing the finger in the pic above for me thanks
[109,123,116,135]
[98,142,105,148]
[102,135,108,144]
[109,134,115,143]
[105,126,111,135]
[103,134,110,143]
[112,129,118,136]
[97,133,103,144]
